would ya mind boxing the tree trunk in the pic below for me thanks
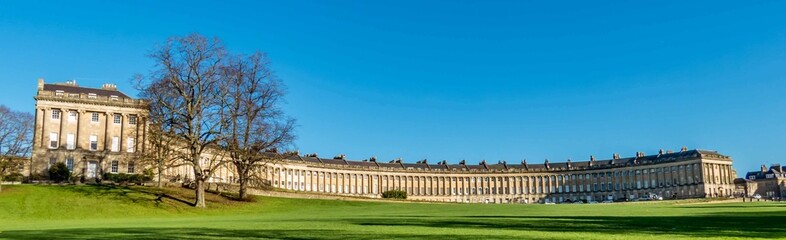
[195,178,206,208]
[238,177,247,200]
[157,164,162,188]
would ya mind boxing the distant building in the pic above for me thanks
[31,79,148,179]
[736,164,786,199]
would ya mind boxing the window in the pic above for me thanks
[91,112,99,123]
[114,114,121,124]
[51,109,61,120]
[111,161,118,173]
[110,95,119,101]
[55,90,64,96]
[66,157,74,172]
[129,116,137,125]
[111,137,119,152]
[48,157,57,169]
[68,111,77,122]
[49,132,58,148]
[66,133,75,150]
[88,93,97,99]
[89,135,98,151]
[127,162,135,173]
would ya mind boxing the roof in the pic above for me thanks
[280,149,726,173]
[43,84,131,99]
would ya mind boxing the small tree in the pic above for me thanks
[0,105,33,192]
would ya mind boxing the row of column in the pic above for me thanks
[268,161,712,198]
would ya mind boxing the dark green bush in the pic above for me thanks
[3,172,24,182]
[48,162,70,183]
[104,172,153,185]
[381,190,407,199]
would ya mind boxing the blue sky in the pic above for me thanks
[1,1,785,176]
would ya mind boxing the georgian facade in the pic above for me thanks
[736,164,786,199]
[263,149,737,203]
[31,79,148,179]
[28,79,739,204]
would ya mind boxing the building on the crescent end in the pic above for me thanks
[30,79,742,203]
[31,79,148,179]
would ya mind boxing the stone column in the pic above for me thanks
[40,108,47,148]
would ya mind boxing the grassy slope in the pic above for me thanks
[0,185,784,239]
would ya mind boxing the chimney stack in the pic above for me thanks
[613,153,620,160]
[102,83,117,91]
[761,165,767,172]
[681,146,688,152]
[37,78,45,90]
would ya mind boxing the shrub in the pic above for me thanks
[3,172,24,182]
[48,162,70,183]
[381,190,407,199]
[103,173,153,185]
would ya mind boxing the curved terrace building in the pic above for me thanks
[30,79,738,204]
[263,149,736,203]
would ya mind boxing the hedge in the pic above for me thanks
[381,190,407,199]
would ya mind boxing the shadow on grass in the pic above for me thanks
[677,204,786,209]
[0,228,523,240]
[346,210,786,238]
[58,184,198,207]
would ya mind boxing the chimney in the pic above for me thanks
[659,149,664,155]
[37,78,45,90]
[613,153,620,160]
[521,159,529,170]
[567,158,572,168]
[681,146,688,152]
[102,83,117,91]
[544,159,550,169]
[369,156,376,162]
[590,155,596,162]
[459,160,466,165]
[761,165,767,172]
[65,80,77,86]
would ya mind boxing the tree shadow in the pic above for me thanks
[57,185,197,207]
[344,210,786,238]
[0,228,527,240]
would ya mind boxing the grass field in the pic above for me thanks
[0,184,784,239]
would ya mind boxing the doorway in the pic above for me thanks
[86,161,98,178]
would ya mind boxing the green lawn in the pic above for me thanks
[0,184,784,239]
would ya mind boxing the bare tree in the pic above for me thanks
[136,120,183,188]
[218,52,295,200]
[0,105,33,192]
[137,33,227,207]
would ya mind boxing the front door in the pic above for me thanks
[86,161,98,178]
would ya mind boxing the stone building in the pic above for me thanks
[27,79,741,203]
[736,164,786,199]
[262,148,737,203]
[31,79,148,179]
